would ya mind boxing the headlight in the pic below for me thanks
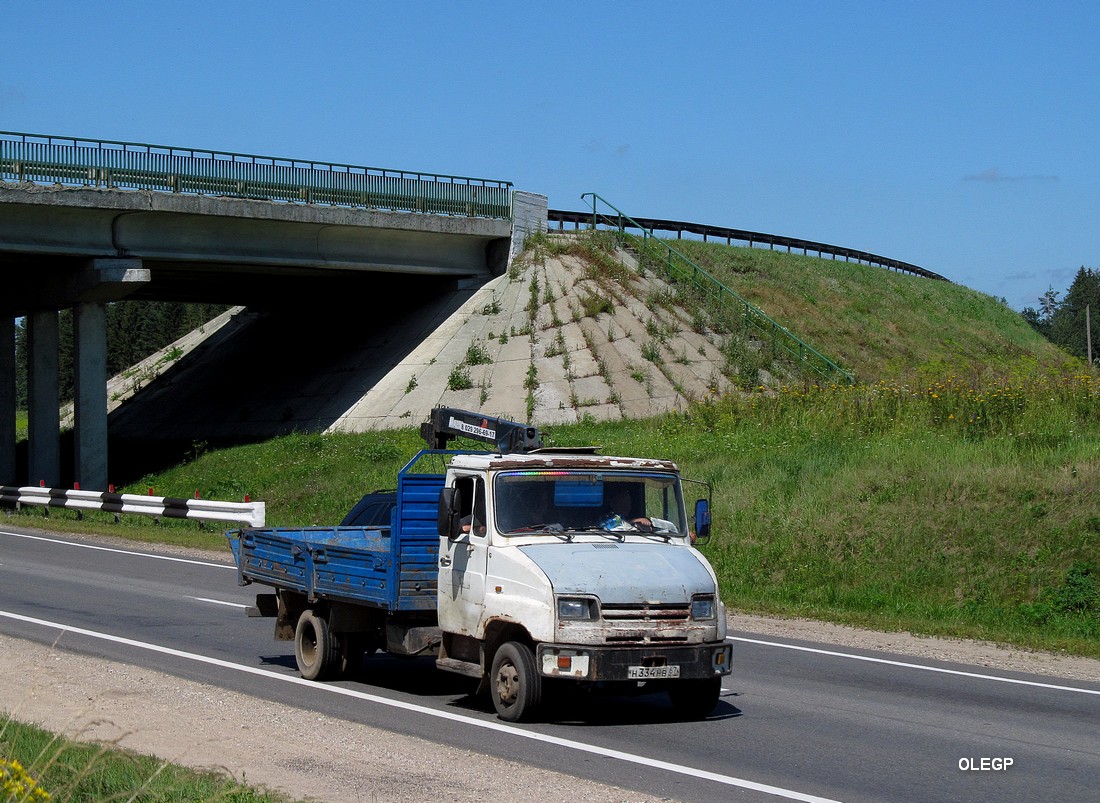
[557,596,598,621]
[691,595,716,621]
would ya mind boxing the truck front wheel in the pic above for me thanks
[294,610,340,681]
[667,676,722,719]
[490,642,542,722]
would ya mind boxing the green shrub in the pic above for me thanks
[447,366,473,391]
[464,342,492,366]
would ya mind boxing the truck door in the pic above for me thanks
[438,474,487,636]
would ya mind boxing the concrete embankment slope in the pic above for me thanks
[327,240,737,431]
[107,240,740,444]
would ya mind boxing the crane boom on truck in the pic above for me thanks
[228,408,729,722]
[419,407,544,453]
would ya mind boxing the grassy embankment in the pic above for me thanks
[667,237,1076,384]
[0,719,289,802]
[6,238,1098,658]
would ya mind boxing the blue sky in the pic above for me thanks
[2,1,1095,311]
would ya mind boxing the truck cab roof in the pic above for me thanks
[447,451,680,473]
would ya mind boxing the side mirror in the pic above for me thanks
[437,487,463,539]
[693,498,712,545]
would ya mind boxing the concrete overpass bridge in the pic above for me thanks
[0,131,546,488]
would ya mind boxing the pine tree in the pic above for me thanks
[1050,267,1100,362]
[14,318,27,409]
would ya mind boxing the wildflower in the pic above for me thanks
[0,759,51,801]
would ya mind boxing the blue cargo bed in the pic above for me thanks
[229,467,445,612]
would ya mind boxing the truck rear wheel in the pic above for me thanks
[294,610,340,681]
[339,635,368,677]
[490,641,541,722]
[667,676,721,719]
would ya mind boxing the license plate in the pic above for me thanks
[627,665,680,679]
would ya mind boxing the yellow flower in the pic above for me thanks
[0,759,50,801]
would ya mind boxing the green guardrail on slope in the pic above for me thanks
[580,192,855,386]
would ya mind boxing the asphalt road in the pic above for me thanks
[2,525,1098,802]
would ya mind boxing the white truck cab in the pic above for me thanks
[436,449,731,721]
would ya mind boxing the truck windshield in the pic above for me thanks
[494,470,687,536]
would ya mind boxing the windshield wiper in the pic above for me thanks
[506,523,572,540]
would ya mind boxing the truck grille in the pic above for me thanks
[601,603,692,643]
[601,603,690,623]
[556,602,703,646]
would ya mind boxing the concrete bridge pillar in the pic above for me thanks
[1,316,14,485]
[74,301,108,489]
[27,310,61,487]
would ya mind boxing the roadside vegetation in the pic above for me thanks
[10,370,1097,658]
[5,236,1097,659]
[667,238,1078,384]
[0,718,290,802]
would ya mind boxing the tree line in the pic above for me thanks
[1022,266,1099,364]
[14,302,229,408]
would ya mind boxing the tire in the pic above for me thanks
[339,635,368,678]
[490,641,542,722]
[294,609,340,681]
[667,677,721,719]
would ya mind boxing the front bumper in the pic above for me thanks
[535,641,732,681]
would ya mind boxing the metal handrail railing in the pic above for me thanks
[549,208,947,282]
[0,131,513,219]
[579,193,855,385]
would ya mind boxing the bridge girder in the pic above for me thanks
[0,183,512,313]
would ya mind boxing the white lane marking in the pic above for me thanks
[190,597,248,609]
[2,610,837,803]
[6,527,1090,699]
[0,530,233,570]
[729,635,1100,696]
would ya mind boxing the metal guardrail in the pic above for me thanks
[578,193,856,385]
[549,209,948,282]
[0,131,513,219]
[1,484,266,527]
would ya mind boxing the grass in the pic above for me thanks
[665,239,1075,384]
[10,371,1098,658]
[15,410,27,442]
[559,373,1100,656]
[0,718,290,802]
[6,235,1097,659]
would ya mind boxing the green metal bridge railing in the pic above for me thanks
[580,192,855,385]
[0,131,513,219]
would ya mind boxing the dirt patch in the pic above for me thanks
[0,634,660,803]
